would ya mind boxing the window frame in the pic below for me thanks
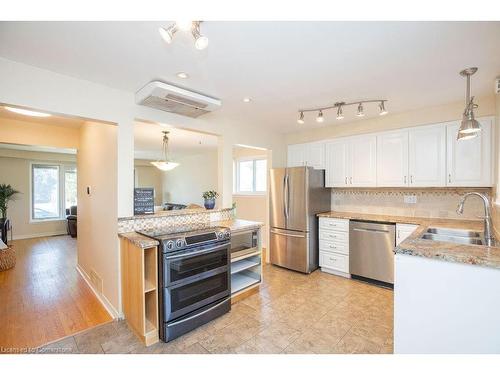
[233,156,267,196]
[30,162,77,223]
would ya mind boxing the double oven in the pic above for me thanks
[139,226,231,342]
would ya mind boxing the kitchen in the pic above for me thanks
[0,14,500,372]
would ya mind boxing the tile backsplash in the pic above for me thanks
[331,188,492,220]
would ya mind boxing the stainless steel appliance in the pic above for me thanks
[269,166,331,273]
[138,225,231,342]
[349,220,396,285]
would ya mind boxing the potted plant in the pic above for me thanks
[202,190,219,210]
[0,184,20,271]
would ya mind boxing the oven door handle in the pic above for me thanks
[165,243,229,260]
[167,297,230,327]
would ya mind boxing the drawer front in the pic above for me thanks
[319,240,348,255]
[319,229,348,243]
[319,218,349,232]
[320,252,349,273]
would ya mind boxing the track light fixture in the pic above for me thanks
[159,21,208,50]
[316,110,324,123]
[297,100,388,124]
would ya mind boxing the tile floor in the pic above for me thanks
[38,264,394,354]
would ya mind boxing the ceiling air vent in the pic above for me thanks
[136,81,222,118]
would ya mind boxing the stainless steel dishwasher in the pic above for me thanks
[349,220,396,284]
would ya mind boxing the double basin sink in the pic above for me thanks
[421,227,485,246]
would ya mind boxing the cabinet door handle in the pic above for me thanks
[410,175,413,184]
[349,177,353,184]
[448,174,452,183]
[345,177,348,185]
[404,176,407,184]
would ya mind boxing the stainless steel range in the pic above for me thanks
[138,225,231,342]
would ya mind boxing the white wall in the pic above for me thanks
[162,151,218,207]
[0,57,287,314]
[77,121,119,314]
[0,149,76,239]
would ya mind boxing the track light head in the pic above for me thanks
[159,25,177,44]
[297,111,305,124]
[356,103,365,117]
[379,101,388,116]
[192,22,208,50]
[316,110,324,123]
[336,106,344,120]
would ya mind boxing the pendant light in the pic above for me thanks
[151,131,179,171]
[316,110,324,123]
[297,111,305,124]
[457,67,481,141]
[336,105,344,120]
[356,103,365,117]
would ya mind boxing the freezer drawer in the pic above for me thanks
[270,228,313,273]
[349,220,395,284]
[319,251,349,273]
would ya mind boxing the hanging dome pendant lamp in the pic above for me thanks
[151,131,179,171]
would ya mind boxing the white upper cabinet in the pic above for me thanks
[325,140,349,187]
[325,136,376,187]
[446,118,492,187]
[408,124,446,187]
[377,130,409,187]
[287,142,325,169]
[349,135,377,187]
[287,144,306,167]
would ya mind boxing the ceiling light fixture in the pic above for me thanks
[336,105,344,120]
[176,72,189,79]
[316,110,324,123]
[297,111,305,124]
[151,131,179,171]
[297,99,387,124]
[4,106,51,117]
[243,97,252,103]
[457,67,481,141]
[379,101,388,116]
[159,21,208,50]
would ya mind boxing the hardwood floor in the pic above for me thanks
[0,235,112,351]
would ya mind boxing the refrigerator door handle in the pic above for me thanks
[284,174,290,220]
[270,229,306,238]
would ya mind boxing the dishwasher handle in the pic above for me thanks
[352,227,390,234]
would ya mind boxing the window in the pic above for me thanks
[31,163,77,221]
[233,157,267,195]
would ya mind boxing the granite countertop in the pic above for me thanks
[119,231,159,249]
[318,211,500,270]
[211,219,263,233]
[119,219,263,249]
[118,207,232,221]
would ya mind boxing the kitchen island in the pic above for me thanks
[119,217,263,346]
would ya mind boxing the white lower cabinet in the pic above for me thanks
[396,223,418,246]
[319,218,350,277]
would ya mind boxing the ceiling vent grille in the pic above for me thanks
[136,81,221,118]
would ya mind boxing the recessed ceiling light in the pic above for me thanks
[4,106,51,117]
[176,72,189,79]
[243,97,252,103]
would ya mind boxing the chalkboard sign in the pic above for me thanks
[134,188,155,215]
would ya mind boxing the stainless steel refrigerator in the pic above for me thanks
[269,166,331,273]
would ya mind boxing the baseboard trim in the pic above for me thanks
[13,231,68,240]
[76,264,122,320]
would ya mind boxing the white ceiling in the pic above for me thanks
[134,121,218,160]
[0,105,86,128]
[1,21,499,133]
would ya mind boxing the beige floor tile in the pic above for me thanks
[234,336,283,354]
[254,321,302,350]
[283,327,344,354]
[333,330,382,354]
